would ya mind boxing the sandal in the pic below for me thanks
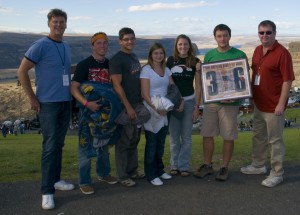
[120,179,136,187]
[170,169,180,176]
[131,172,145,179]
[180,171,190,177]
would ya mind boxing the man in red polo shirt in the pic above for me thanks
[241,20,295,187]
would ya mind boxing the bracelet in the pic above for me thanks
[84,100,89,107]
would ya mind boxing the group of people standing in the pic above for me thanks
[17,8,294,211]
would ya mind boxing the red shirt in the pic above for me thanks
[251,40,295,112]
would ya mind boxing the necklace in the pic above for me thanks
[93,57,106,63]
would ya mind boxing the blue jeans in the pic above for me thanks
[78,120,111,186]
[78,142,111,186]
[39,101,70,194]
[169,99,195,171]
[144,126,168,181]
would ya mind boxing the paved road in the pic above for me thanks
[1,165,300,215]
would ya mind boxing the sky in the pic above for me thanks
[0,0,300,36]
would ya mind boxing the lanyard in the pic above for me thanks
[53,42,66,73]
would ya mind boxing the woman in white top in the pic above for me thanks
[140,43,174,186]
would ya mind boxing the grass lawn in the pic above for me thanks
[0,128,299,183]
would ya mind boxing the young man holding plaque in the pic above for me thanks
[193,24,248,181]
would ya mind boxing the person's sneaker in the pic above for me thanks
[160,173,172,180]
[193,164,214,178]
[215,167,229,181]
[80,185,94,194]
[150,177,163,186]
[131,171,145,179]
[120,178,136,187]
[98,175,118,185]
[240,165,267,175]
[42,194,54,210]
[261,176,283,188]
[54,180,75,191]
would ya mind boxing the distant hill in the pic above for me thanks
[0,32,201,69]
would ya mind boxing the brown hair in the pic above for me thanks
[47,8,67,22]
[147,42,166,71]
[173,34,197,68]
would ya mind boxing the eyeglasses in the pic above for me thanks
[258,31,273,35]
[122,37,136,42]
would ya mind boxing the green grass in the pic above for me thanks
[1,128,299,183]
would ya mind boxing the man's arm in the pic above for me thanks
[17,57,40,112]
[111,74,136,119]
[275,81,292,116]
[71,81,100,113]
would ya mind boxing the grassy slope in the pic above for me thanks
[1,127,299,183]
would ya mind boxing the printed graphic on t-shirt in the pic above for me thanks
[129,55,141,78]
[88,68,110,84]
[171,65,193,77]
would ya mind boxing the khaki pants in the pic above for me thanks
[252,106,285,177]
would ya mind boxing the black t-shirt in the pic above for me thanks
[109,51,142,104]
[166,56,199,97]
[72,56,110,84]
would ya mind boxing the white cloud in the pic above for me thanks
[69,16,92,21]
[249,16,258,20]
[174,17,201,22]
[128,1,208,12]
[38,9,49,15]
[0,6,14,14]
[275,21,295,29]
[115,8,124,13]
[0,25,26,32]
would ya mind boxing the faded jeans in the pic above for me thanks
[39,101,70,194]
[78,144,111,186]
[169,99,195,171]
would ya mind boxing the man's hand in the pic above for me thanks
[30,97,40,112]
[126,106,137,119]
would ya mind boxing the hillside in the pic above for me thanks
[1,32,300,122]
[0,32,183,69]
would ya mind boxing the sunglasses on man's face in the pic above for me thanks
[258,31,273,35]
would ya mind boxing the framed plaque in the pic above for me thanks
[201,58,252,103]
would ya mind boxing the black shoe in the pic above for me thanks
[215,167,229,181]
[193,164,214,178]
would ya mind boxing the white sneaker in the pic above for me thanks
[54,180,75,191]
[160,173,172,180]
[150,177,163,186]
[42,194,54,210]
[261,176,283,188]
[240,165,267,175]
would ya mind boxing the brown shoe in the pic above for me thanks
[80,185,94,195]
[193,164,214,178]
[98,175,118,185]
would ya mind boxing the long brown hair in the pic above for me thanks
[147,42,166,71]
[173,34,197,68]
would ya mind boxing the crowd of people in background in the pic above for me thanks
[7,8,295,211]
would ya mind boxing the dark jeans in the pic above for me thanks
[144,126,168,181]
[39,102,70,194]
[115,125,141,180]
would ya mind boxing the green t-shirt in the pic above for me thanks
[203,47,248,106]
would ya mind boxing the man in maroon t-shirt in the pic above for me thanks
[241,20,295,188]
